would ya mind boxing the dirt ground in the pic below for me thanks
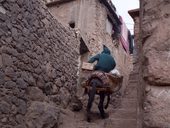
[59,93,121,128]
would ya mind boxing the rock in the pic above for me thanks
[45,62,57,79]
[59,88,71,108]
[21,72,36,86]
[0,71,5,85]
[55,78,62,87]
[17,99,27,115]
[37,76,45,89]
[11,27,18,37]
[69,96,83,112]
[0,101,10,114]
[26,87,45,101]
[15,125,26,128]
[0,0,5,3]
[145,85,151,93]
[3,46,18,56]
[0,6,6,14]
[25,101,60,128]
[13,88,27,100]
[0,54,2,68]
[43,82,53,95]
[2,54,13,67]
[34,66,42,75]
[49,95,61,105]
[16,78,28,89]
[4,81,16,89]
[5,67,15,78]
[11,105,17,114]
[31,59,39,68]
[16,114,24,124]
[1,117,7,123]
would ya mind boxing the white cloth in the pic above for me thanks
[110,69,121,77]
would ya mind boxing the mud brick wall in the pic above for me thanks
[0,0,79,127]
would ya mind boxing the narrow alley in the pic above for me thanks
[0,0,170,128]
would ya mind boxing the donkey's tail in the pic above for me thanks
[86,80,97,122]
[87,81,97,111]
[104,94,110,109]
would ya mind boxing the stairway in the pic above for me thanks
[60,70,140,128]
[104,72,138,128]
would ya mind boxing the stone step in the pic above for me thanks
[124,93,137,99]
[121,97,138,103]
[130,69,140,73]
[125,83,137,90]
[104,118,137,128]
[120,99,137,109]
[128,84,138,89]
[124,89,137,99]
[125,88,137,95]
[128,79,139,83]
[129,72,140,77]
[110,108,137,119]
[125,85,137,92]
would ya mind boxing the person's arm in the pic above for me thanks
[88,54,100,63]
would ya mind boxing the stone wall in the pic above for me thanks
[129,9,144,128]
[140,0,170,127]
[0,0,79,127]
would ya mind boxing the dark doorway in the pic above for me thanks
[69,21,75,28]
[80,38,89,55]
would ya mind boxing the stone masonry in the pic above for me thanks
[0,0,79,127]
[129,8,143,128]
[140,0,170,127]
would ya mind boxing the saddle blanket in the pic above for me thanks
[83,71,123,93]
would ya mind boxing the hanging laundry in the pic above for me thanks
[119,16,129,53]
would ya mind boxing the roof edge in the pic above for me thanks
[128,8,140,19]
[99,0,122,25]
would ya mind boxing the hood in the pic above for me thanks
[102,45,111,54]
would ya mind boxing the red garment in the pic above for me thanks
[119,16,129,53]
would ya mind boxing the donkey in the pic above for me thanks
[85,73,122,122]
[86,77,109,122]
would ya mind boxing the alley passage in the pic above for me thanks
[60,69,139,128]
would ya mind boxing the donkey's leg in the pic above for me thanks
[98,93,106,118]
[87,84,96,122]
[104,94,110,109]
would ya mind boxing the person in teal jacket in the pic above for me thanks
[88,45,116,73]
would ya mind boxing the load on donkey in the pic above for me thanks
[81,45,123,122]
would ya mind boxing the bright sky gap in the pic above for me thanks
[111,0,139,34]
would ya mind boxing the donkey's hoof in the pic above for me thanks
[87,117,91,122]
[104,104,109,109]
[87,113,91,122]
[101,113,109,119]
